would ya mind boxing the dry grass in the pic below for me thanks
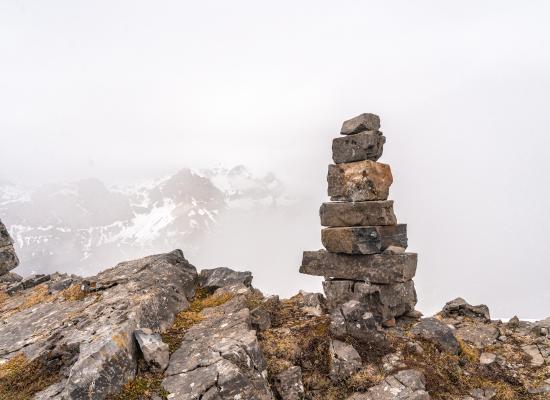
[107,373,168,400]
[61,284,88,301]
[0,354,60,400]
[0,292,8,309]
[161,289,234,353]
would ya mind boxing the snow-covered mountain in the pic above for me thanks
[0,166,288,276]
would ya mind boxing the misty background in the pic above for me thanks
[1,0,549,318]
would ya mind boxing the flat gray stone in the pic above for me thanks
[340,113,381,135]
[273,366,304,400]
[346,369,430,399]
[300,250,417,283]
[329,339,362,380]
[320,201,397,227]
[328,161,393,202]
[332,131,385,163]
[134,329,170,371]
[323,280,417,320]
[321,224,408,255]
[411,318,460,354]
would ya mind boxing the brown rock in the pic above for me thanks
[340,113,381,135]
[332,131,385,164]
[321,224,407,255]
[323,279,417,320]
[300,250,417,283]
[328,161,392,201]
[320,201,397,227]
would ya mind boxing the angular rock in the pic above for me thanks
[300,250,417,283]
[7,274,51,294]
[330,300,386,345]
[441,298,491,321]
[273,366,305,400]
[321,224,408,255]
[455,323,499,348]
[522,344,544,367]
[0,219,19,275]
[199,267,252,291]
[340,113,381,135]
[347,369,430,399]
[328,161,393,202]
[479,352,497,365]
[298,291,325,317]
[323,280,417,320]
[0,271,22,284]
[332,131,386,163]
[329,339,362,380]
[411,318,460,354]
[320,200,397,227]
[0,249,197,399]
[134,329,170,371]
[163,295,273,399]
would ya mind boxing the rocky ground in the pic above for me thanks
[1,249,549,400]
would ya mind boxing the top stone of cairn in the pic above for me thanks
[340,113,381,135]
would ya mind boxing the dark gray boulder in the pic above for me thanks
[323,280,417,321]
[332,131,386,163]
[321,224,408,255]
[199,267,253,291]
[441,298,491,321]
[411,318,460,354]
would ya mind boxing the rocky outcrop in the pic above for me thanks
[0,219,19,276]
[0,249,197,399]
[162,289,273,399]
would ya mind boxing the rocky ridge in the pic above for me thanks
[1,114,549,399]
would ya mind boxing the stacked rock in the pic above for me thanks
[0,219,20,280]
[300,113,417,324]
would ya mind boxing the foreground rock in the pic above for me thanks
[347,369,430,399]
[0,249,197,399]
[332,131,386,164]
[0,219,19,276]
[162,287,273,399]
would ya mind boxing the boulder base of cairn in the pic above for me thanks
[323,279,417,320]
[332,131,386,164]
[300,250,417,283]
[321,224,407,255]
[320,200,397,227]
[327,160,392,201]
[340,113,381,135]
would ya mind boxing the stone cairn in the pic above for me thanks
[300,113,417,325]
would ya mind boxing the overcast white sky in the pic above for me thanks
[1,0,549,317]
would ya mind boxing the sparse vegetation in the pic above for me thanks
[107,373,168,400]
[161,288,234,353]
[0,354,60,400]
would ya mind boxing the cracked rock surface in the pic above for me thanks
[162,288,273,399]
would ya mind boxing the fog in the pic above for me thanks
[1,0,549,318]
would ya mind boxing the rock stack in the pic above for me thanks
[0,219,19,280]
[300,113,417,324]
